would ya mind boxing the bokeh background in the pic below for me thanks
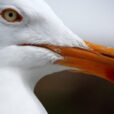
[35,0,114,114]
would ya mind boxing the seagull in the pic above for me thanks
[0,0,114,114]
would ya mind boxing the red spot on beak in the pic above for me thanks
[106,69,114,83]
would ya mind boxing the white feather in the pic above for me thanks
[0,0,88,114]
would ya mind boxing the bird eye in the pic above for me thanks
[1,8,23,22]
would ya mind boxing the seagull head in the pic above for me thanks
[0,0,114,82]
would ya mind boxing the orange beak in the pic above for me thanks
[40,41,114,83]
[21,41,114,83]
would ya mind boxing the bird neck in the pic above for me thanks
[0,65,67,113]
[0,67,47,114]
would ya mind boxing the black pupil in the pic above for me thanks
[9,12,13,17]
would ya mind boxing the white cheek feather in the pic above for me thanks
[0,46,62,68]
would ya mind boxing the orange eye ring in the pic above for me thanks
[0,8,23,22]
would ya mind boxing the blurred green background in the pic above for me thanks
[35,72,114,114]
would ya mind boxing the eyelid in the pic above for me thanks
[0,8,23,22]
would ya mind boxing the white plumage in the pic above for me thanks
[0,0,113,114]
[0,0,87,114]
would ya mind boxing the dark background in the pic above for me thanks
[35,71,114,114]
